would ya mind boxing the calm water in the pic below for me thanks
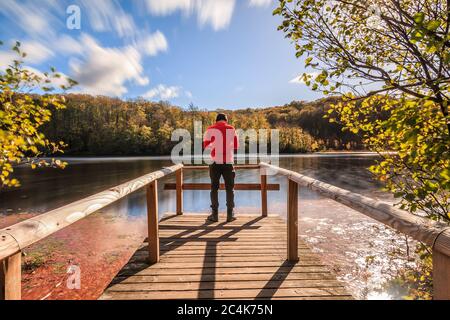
[0,154,414,300]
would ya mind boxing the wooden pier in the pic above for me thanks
[100,214,350,300]
[2,163,450,300]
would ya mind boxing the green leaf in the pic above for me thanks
[413,12,425,24]
[426,20,441,31]
[272,7,282,15]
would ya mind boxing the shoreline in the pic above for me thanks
[28,151,387,165]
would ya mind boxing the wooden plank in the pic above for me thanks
[100,287,351,300]
[107,279,344,291]
[176,169,183,215]
[158,222,286,228]
[0,252,21,300]
[120,261,326,270]
[159,232,294,238]
[118,266,332,276]
[163,213,278,217]
[147,181,159,264]
[161,233,294,241]
[159,238,295,243]
[287,179,299,262]
[158,240,308,246]
[158,226,285,231]
[159,214,282,222]
[101,214,351,300]
[164,183,280,191]
[158,249,311,255]
[261,172,268,217]
[110,272,336,284]
[433,249,450,300]
[130,254,321,263]
[159,221,285,226]
[157,252,312,258]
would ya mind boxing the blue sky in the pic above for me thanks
[0,0,322,109]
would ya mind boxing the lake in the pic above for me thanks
[0,154,415,300]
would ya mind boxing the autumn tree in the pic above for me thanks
[275,0,450,221]
[0,42,76,187]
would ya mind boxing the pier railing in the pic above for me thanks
[260,162,450,300]
[1,162,450,300]
[0,164,184,300]
[0,163,276,300]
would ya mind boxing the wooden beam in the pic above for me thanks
[287,178,299,262]
[164,183,280,191]
[146,181,159,264]
[0,252,21,300]
[183,165,260,170]
[433,250,450,300]
[176,169,183,215]
[261,172,268,217]
[0,164,182,261]
[260,162,450,251]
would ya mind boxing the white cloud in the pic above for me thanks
[69,35,149,96]
[0,40,54,67]
[249,0,272,7]
[0,51,16,70]
[0,30,170,97]
[145,0,192,15]
[0,0,61,37]
[138,31,168,56]
[56,35,84,55]
[290,72,319,85]
[143,84,182,100]
[21,41,54,64]
[79,0,138,38]
[196,0,235,30]
[145,0,235,31]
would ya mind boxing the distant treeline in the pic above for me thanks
[42,94,363,156]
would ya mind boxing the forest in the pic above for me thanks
[42,94,363,156]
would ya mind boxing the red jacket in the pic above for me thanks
[203,121,239,164]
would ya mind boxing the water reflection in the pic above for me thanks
[0,154,412,300]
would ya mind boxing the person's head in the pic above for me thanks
[216,113,228,122]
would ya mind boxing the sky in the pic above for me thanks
[0,0,323,109]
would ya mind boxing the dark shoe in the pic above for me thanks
[226,216,236,222]
[226,210,236,222]
[206,213,218,222]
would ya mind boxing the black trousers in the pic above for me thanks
[209,163,235,213]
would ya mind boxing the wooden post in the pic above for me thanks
[260,170,268,217]
[287,178,299,262]
[433,249,450,300]
[146,180,159,264]
[176,168,183,215]
[0,252,21,300]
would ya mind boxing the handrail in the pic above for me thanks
[260,162,449,250]
[0,163,182,262]
[260,162,450,300]
[4,161,448,300]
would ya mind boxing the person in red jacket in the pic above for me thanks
[203,113,239,222]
